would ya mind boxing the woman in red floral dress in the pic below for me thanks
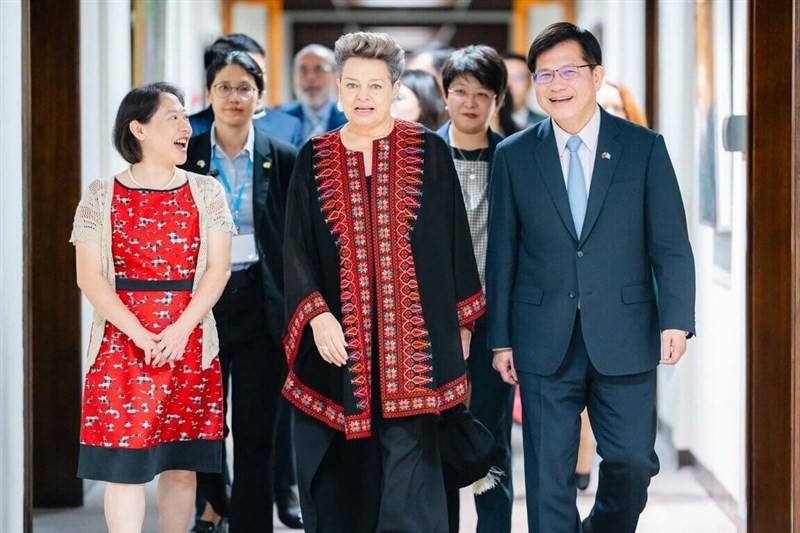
[71,83,234,533]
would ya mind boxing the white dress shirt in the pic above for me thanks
[551,105,602,194]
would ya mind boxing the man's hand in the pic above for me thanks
[492,349,518,384]
[660,329,688,365]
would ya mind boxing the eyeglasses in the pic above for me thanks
[532,64,596,85]
[447,87,496,105]
[212,82,257,100]
[299,64,333,76]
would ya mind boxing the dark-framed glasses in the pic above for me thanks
[532,64,596,85]
[212,82,257,100]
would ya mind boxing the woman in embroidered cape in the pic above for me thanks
[282,32,485,533]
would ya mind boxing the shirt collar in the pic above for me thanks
[210,122,255,162]
[552,104,601,156]
[303,101,332,124]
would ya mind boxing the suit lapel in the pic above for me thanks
[579,110,622,246]
[534,121,579,241]
[185,133,212,175]
[252,129,271,224]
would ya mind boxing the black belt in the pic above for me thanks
[115,278,193,291]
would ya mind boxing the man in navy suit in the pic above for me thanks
[486,23,695,533]
[278,44,347,141]
[189,34,304,148]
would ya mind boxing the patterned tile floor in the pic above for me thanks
[34,427,739,532]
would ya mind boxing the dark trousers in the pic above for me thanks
[517,314,659,533]
[446,317,515,532]
[196,267,283,532]
[273,398,297,493]
[295,411,449,533]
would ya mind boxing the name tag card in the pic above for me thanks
[232,234,258,264]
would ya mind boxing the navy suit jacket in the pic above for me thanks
[189,106,304,148]
[277,100,348,138]
[486,108,695,376]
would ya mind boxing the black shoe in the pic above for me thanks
[275,485,304,529]
[191,519,226,533]
[575,472,591,491]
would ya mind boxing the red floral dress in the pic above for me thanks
[78,180,224,482]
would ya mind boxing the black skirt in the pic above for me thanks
[77,439,223,484]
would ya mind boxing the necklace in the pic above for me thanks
[127,166,178,190]
[450,145,486,180]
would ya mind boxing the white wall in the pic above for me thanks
[576,0,646,109]
[0,1,26,531]
[79,0,132,372]
[163,0,222,114]
[656,0,748,519]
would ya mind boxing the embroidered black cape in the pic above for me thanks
[282,120,485,439]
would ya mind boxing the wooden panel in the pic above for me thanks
[28,0,83,507]
[644,0,658,131]
[512,0,575,55]
[223,0,285,106]
[747,0,795,530]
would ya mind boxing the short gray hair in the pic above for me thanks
[293,43,336,71]
[334,32,405,84]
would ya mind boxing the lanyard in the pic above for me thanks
[212,154,252,229]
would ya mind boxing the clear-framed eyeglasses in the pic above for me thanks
[212,82,258,100]
[532,64,596,85]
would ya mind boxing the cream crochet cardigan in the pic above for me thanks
[70,172,235,369]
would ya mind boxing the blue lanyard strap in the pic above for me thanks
[212,154,252,228]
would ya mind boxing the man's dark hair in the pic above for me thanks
[113,82,185,164]
[400,69,446,130]
[206,51,265,95]
[526,22,602,73]
[441,45,508,100]
[203,33,265,70]
[502,52,528,64]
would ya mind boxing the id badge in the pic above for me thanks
[232,234,258,264]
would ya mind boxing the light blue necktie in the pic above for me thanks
[566,135,588,238]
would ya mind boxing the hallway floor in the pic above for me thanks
[34,427,739,532]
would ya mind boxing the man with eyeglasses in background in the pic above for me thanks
[487,22,695,533]
[190,33,304,148]
[278,44,347,142]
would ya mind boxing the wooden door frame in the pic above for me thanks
[747,0,798,530]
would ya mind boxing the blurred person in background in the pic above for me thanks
[190,33,304,148]
[182,51,298,533]
[390,69,446,130]
[279,44,347,141]
[407,46,454,89]
[437,45,512,533]
[503,52,547,129]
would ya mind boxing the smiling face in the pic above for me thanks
[445,74,499,136]
[533,40,603,133]
[207,64,260,129]
[132,93,191,165]
[337,57,399,130]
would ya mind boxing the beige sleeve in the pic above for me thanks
[69,179,106,245]
[202,176,237,235]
